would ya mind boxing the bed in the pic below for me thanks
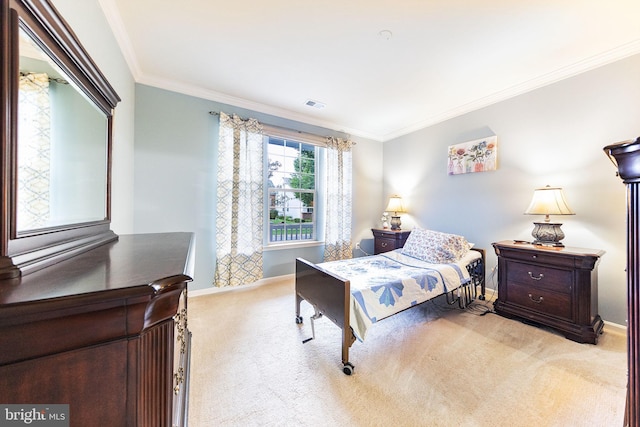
[294,228,486,375]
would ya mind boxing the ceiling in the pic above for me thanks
[99,0,640,142]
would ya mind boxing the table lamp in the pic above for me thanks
[524,185,575,247]
[385,195,406,230]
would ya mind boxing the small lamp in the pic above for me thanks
[524,185,575,247]
[385,195,406,230]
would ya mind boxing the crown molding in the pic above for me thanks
[382,39,640,142]
[98,0,142,80]
[137,73,381,141]
[97,0,640,143]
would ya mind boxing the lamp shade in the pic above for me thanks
[385,196,406,213]
[524,185,574,220]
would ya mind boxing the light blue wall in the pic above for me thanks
[383,53,640,325]
[133,85,382,290]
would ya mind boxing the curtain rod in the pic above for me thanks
[208,111,353,144]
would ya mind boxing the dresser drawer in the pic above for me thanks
[372,229,411,255]
[508,282,572,320]
[506,261,572,294]
[497,247,579,269]
[374,238,396,254]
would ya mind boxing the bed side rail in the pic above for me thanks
[469,248,486,300]
[447,248,486,307]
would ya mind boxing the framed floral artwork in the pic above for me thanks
[447,136,497,175]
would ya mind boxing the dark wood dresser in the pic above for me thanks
[492,240,604,344]
[0,232,194,427]
[372,228,411,254]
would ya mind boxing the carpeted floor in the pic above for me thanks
[187,277,626,427]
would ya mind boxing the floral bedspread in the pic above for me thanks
[317,249,481,342]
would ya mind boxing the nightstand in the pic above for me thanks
[372,228,411,254]
[492,240,605,344]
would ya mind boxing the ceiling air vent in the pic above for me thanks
[305,99,326,109]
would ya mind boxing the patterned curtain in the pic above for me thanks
[323,137,353,261]
[214,112,264,287]
[17,73,51,230]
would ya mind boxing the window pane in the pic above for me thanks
[268,138,285,156]
[267,139,285,189]
[297,191,314,210]
[269,171,286,188]
[270,190,288,214]
[298,173,314,190]
[298,146,315,174]
[282,141,300,173]
[285,206,301,223]
[290,146,314,190]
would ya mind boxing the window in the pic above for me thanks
[265,136,323,245]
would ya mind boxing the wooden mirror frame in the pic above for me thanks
[0,0,120,279]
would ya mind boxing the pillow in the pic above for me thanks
[401,228,470,264]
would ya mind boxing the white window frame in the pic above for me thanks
[263,126,326,249]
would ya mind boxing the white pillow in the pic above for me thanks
[402,228,470,263]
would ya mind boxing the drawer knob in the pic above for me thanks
[381,242,387,247]
[528,293,544,304]
[528,271,544,281]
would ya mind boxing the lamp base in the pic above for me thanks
[390,216,402,230]
[531,222,565,247]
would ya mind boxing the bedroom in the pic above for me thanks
[107,1,639,327]
[1,0,639,425]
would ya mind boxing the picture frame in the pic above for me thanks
[448,135,497,175]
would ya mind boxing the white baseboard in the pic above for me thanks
[603,320,627,334]
[190,274,295,298]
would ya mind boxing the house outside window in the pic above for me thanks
[265,135,324,245]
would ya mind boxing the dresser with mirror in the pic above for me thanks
[0,1,192,426]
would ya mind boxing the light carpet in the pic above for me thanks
[187,277,626,427]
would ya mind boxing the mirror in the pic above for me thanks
[18,27,108,232]
[0,0,120,279]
